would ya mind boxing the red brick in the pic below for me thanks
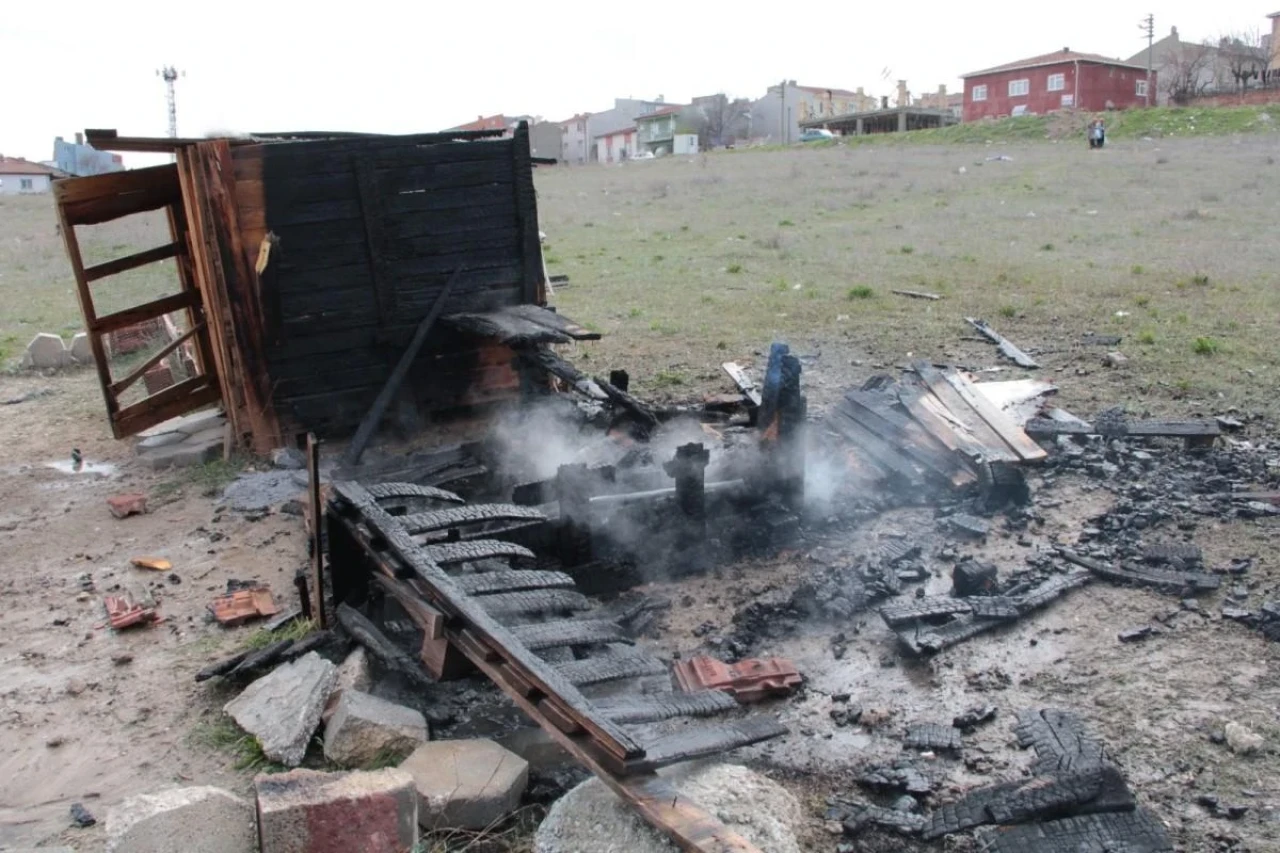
[255,768,417,853]
[107,493,148,519]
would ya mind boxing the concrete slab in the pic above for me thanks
[225,652,337,767]
[400,739,528,830]
[323,690,428,768]
[255,768,417,853]
[322,648,373,724]
[138,408,226,439]
[106,786,255,853]
[139,425,225,470]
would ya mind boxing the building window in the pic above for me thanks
[1008,79,1030,97]
[19,178,33,190]
[1047,73,1065,91]
[972,85,988,101]
[1135,79,1149,97]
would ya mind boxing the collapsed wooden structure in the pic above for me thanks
[326,481,788,853]
[55,123,590,451]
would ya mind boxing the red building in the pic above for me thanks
[961,49,1155,122]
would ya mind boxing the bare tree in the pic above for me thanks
[1211,30,1267,93]
[1163,43,1214,104]
[688,94,752,149]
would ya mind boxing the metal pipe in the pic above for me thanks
[588,479,745,506]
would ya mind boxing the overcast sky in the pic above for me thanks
[1,1,1270,164]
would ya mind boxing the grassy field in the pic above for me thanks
[537,131,1280,417]
[2,118,1277,423]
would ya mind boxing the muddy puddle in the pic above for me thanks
[44,459,117,476]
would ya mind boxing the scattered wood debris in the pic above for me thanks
[965,317,1039,368]
[892,289,941,300]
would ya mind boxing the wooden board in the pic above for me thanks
[909,362,1026,463]
[939,368,1047,462]
[842,390,976,488]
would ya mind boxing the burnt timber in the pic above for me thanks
[326,481,787,853]
[66,123,586,452]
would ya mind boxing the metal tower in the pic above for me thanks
[157,66,182,138]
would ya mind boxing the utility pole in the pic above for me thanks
[157,66,182,139]
[1139,14,1155,106]
[779,79,786,144]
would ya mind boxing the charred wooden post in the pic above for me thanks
[556,463,596,565]
[757,342,806,512]
[664,442,710,523]
[609,369,630,393]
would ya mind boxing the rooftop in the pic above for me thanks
[0,156,57,176]
[635,105,685,120]
[963,49,1147,78]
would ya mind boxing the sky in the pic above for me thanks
[1,1,1271,165]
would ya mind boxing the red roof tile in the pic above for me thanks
[635,105,686,120]
[449,114,512,132]
[964,50,1146,78]
[0,156,57,176]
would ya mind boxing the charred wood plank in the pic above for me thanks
[1057,549,1218,593]
[969,596,1021,621]
[445,309,572,345]
[923,781,1022,839]
[1142,542,1203,565]
[839,802,927,835]
[473,589,592,618]
[881,597,973,627]
[874,539,922,567]
[986,764,1135,824]
[195,649,252,682]
[966,317,1039,369]
[825,403,928,485]
[518,347,607,400]
[904,722,963,752]
[594,376,659,432]
[595,691,739,725]
[399,503,546,535]
[896,615,1003,656]
[939,367,1047,462]
[1013,709,1109,774]
[365,482,464,504]
[555,655,670,687]
[335,602,432,687]
[905,365,1019,463]
[975,809,1172,853]
[721,362,763,407]
[331,483,643,764]
[511,619,635,651]
[1024,418,1220,438]
[1014,569,1092,613]
[421,540,536,566]
[637,717,789,771]
[891,288,941,301]
[225,639,294,679]
[454,570,574,595]
[502,304,600,340]
[341,265,464,467]
[842,391,976,488]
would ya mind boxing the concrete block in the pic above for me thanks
[255,768,418,853]
[400,739,528,830]
[140,425,226,470]
[323,690,428,768]
[69,331,92,365]
[106,786,255,853]
[225,652,337,767]
[138,408,226,439]
[322,648,373,724]
[22,333,70,369]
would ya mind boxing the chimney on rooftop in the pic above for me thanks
[1171,26,1178,38]
[75,132,84,145]
[1063,47,1070,53]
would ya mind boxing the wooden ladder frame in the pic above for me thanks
[54,164,222,438]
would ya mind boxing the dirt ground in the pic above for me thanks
[1,134,1278,851]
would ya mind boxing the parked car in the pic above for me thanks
[799,128,835,143]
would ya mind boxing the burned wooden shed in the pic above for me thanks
[55,123,590,452]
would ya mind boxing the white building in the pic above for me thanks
[0,156,57,194]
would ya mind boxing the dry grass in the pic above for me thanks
[537,135,1280,416]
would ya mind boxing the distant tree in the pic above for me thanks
[1163,43,1214,104]
[687,95,752,149]
[1211,30,1267,93]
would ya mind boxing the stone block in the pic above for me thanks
[534,763,803,853]
[324,690,428,768]
[272,447,307,470]
[225,652,337,767]
[69,331,92,364]
[138,408,226,439]
[952,559,998,597]
[106,786,255,853]
[401,739,528,830]
[255,768,418,853]
[140,425,226,470]
[22,333,70,369]
[322,648,373,724]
